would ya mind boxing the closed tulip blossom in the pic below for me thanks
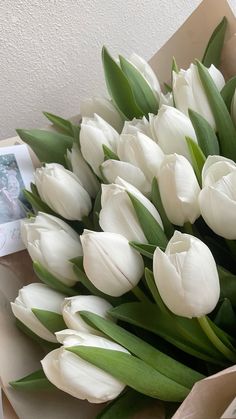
[121,116,153,139]
[21,212,82,286]
[173,63,225,129]
[80,114,119,176]
[151,105,198,161]
[41,330,128,403]
[117,132,164,182]
[81,230,144,296]
[80,96,124,133]
[199,156,236,239]
[99,178,163,243]
[11,283,65,342]
[67,144,100,198]
[100,159,150,195]
[158,154,201,226]
[128,53,161,98]
[153,231,220,318]
[35,163,91,220]
[62,295,113,334]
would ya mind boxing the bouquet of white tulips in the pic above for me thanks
[9,14,236,418]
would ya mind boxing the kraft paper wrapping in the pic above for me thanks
[1,0,236,418]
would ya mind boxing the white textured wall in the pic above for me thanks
[0,0,235,139]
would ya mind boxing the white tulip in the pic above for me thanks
[21,212,82,286]
[35,163,91,220]
[153,231,220,318]
[231,88,236,126]
[121,116,153,139]
[129,53,161,97]
[62,295,113,334]
[81,230,144,297]
[159,92,174,107]
[118,132,164,182]
[173,63,225,129]
[199,155,236,239]
[80,114,119,176]
[100,159,150,195]
[41,330,128,403]
[158,154,200,226]
[151,105,197,161]
[80,96,124,133]
[11,283,65,342]
[100,178,163,243]
[67,144,100,198]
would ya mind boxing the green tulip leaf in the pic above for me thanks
[196,60,236,160]
[214,298,236,337]
[218,266,236,310]
[80,311,204,389]
[202,17,227,68]
[43,112,80,141]
[67,346,189,401]
[33,261,76,296]
[110,302,227,366]
[221,76,236,111]
[102,47,143,119]
[164,82,172,93]
[23,189,55,215]
[127,192,168,247]
[151,178,174,238]
[32,309,66,334]
[10,368,53,390]
[172,57,179,74]
[102,145,119,161]
[186,137,206,185]
[119,55,159,115]
[97,389,156,419]
[129,242,157,259]
[144,268,167,311]
[92,188,102,231]
[188,109,220,156]
[16,129,73,165]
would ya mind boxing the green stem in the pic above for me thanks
[197,316,236,363]
[226,239,236,260]
[183,222,194,235]
[132,286,150,303]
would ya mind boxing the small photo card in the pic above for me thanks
[0,144,35,256]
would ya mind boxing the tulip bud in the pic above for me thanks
[231,88,236,126]
[100,159,150,195]
[159,92,174,107]
[80,114,119,176]
[100,178,163,243]
[121,116,153,139]
[151,105,197,161]
[62,295,113,334]
[129,53,161,97]
[11,283,65,342]
[199,156,236,239]
[153,231,220,318]
[80,96,124,133]
[158,154,200,226]
[35,163,91,220]
[117,132,164,182]
[21,212,82,286]
[41,329,128,403]
[81,230,144,297]
[173,63,225,129]
[67,144,100,198]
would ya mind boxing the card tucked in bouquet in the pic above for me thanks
[0,144,34,257]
